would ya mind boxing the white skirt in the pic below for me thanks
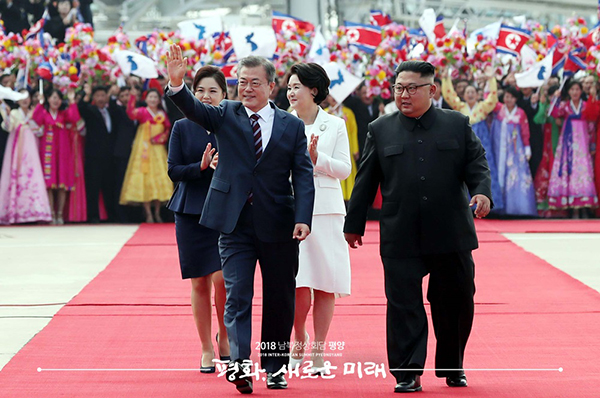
[297,214,351,297]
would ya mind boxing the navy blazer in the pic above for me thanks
[166,118,217,215]
[168,85,315,243]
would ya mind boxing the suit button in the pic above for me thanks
[419,157,424,162]
[420,176,425,181]
[422,196,428,201]
[418,140,423,144]
[253,171,257,176]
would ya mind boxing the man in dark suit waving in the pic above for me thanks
[166,45,314,393]
[344,61,492,393]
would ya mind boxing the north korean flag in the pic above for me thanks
[582,22,600,49]
[496,25,531,57]
[213,31,234,63]
[272,11,314,34]
[344,21,382,53]
[563,49,587,77]
[546,31,568,75]
[434,16,446,39]
[369,10,392,27]
[221,62,238,85]
[408,28,428,47]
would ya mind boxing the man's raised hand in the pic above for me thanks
[166,44,188,87]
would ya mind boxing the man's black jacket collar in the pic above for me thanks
[398,104,437,131]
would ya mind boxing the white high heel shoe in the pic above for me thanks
[289,332,309,369]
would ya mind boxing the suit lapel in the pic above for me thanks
[235,103,256,158]
[258,104,288,165]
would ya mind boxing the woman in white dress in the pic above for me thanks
[287,63,352,374]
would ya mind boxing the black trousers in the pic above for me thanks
[383,251,475,383]
[85,157,116,222]
[219,202,299,373]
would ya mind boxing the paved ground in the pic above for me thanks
[0,225,138,370]
[505,233,600,293]
[0,225,598,371]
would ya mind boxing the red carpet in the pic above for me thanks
[1,221,599,397]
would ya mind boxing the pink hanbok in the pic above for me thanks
[0,108,52,224]
[32,103,80,190]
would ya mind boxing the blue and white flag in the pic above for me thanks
[230,26,277,59]
[418,8,437,43]
[308,29,330,63]
[467,21,501,53]
[322,62,363,105]
[178,17,223,41]
[114,50,158,79]
[0,85,29,101]
[515,49,553,88]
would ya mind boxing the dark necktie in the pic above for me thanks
[250,113,262,160]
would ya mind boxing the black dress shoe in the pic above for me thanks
[226,360,253,394]
[446,373,468,387]
[266,373,288,389]
[394,375,422,393]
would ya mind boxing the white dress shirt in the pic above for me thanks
[169,81,274,150]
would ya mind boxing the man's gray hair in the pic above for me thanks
[237,56,276,83]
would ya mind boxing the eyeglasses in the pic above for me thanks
[392,83,432,95]
[238,80,266,89]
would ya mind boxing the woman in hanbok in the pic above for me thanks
[548,80,598,216]
[442,71,503,210]
[32,87,80,224]
[582,82,600,217]
[66,118,87,222]
[0,90,52,224]
[325,94,359,202]
[533,85,566,217]
[490,86,537,216]
[120,88,173,222]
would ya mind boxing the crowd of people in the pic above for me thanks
[0,0,94,41]
[1,61,599,224]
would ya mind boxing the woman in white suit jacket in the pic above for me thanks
[287,63,352,375]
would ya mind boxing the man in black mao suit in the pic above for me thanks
[344,61,492,393]
[78,85,117,223]
[166,45,315,393]
[110,87,138,223]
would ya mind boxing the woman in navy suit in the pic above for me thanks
[167,66,230,373]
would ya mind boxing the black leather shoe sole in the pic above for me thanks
[232,378,253,394]
[394,384,422,393]
[446,376,468,387]
[394,375,422,393]
[266,381,288,390]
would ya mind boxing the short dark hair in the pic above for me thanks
[192,65,227,96]
[503,85,520,100]
[91,86,108,97]
[547,85,560,97]
[395,61,435,79]
[238,56,276,83]
[434,77,442,85]
[119,86,131,95]
[289,63,330,104]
